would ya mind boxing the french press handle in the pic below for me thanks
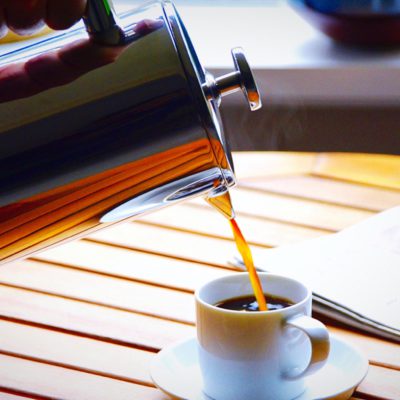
[83,0,126,45]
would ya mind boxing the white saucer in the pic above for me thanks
[150,335,368,400]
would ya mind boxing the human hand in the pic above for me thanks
[0,0,124,103]
[0,7,163,104]
[0,39,125,103]
[0,0,86,38]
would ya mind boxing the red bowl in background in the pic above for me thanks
[289,1,400,46]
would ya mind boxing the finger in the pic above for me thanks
[4,0,46,36]
[26,39,124,89]
[0,62,41,103]
[45,0,86,30]
[58,39,125,72]
[0,6,8,38]
[0,38,125,103]
[134,19,164,35]
[0,49,79,104]
[25,50,82,90]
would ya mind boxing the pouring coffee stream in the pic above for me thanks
[207,191,268,311]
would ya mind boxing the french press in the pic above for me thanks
[0,0,261,264]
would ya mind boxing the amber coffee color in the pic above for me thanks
[229,218,268,311]
[207,191,267,311]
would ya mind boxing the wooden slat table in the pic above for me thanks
[1,152,400,400]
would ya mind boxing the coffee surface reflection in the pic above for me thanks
[216,294,293,312]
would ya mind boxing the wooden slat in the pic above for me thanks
[0,320,153,385]
[33,240,229,292]
[3,259,400,372]
[0,353,376,400]
[192,187,373,232]
[0,285,194,350]
[233,152,316,180]
[356,364,400,399]
[239,175,400,211]
[0,321,397,400]
[140,202,327,247]
[1,151,399,400]
[331,329,400,371]
[88,209,371,269]
[0,355,167,400]
[87,222,245,267]
[329,327,400,371]
[0,259,196,324]
[313,153,400,190]
[229,187,374,231]
[5,321,397,398]
[0,276,396,398]
[0,322,397,400]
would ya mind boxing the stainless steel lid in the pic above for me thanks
[161,1,262,192]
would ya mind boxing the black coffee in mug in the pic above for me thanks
[215,294,293,312]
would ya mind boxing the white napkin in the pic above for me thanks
[253,206,400,333]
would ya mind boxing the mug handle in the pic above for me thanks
[284,314,330,379]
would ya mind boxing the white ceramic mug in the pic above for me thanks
[195,273,330,400]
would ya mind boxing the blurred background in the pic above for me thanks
[2,0,400,154]
[157,0,400,154]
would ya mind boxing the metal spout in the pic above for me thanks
[205,190,236,220]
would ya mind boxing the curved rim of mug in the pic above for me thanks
[195,272,311,315]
